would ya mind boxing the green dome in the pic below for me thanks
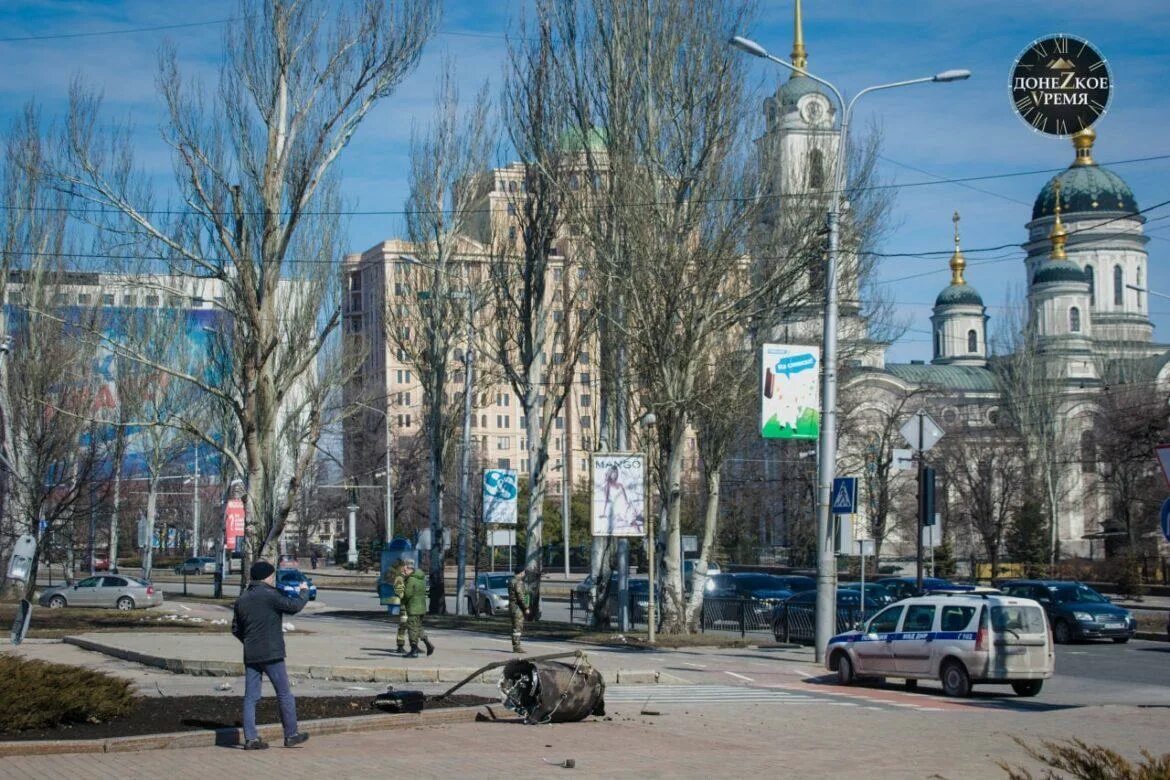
[1032,260,1089,286]
[935,283,984,307]
[559,126,608,154]
[1032,165,1137,220]
[777,74,826,106]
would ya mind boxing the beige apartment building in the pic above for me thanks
[342,162,601,537]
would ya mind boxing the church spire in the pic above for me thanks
[1071,127,1096,167]
[950,210,966,285]
[790,0,808,73]
[1049,180,1068,260]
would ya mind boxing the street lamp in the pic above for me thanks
[730,33,969,662]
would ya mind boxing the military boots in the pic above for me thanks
[423,637,435,656]
[404,645,420,658]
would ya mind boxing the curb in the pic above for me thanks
[61,636,687,686]
[0,703,480,757]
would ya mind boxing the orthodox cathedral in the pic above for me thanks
[761,3,1167,559]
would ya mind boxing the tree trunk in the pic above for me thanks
[684,469,721,630]
[659,419,687,633]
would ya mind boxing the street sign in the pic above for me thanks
[922,520,942,548]
[1160,498,1170,543]
[853,539,875,557]
[831,477,858,515]
[892,448,915,471]
[1157,445,1170,488]
[487,528,516,547]
[834,514,853,553]
[900,410,944,453]
[681,535,698,553]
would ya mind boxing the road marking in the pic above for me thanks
[681,662,707,668]
[724,671,754,682]
[178,605,191,612]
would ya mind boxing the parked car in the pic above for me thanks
[999,580,1136,644]
[573,574,658,624]
[468,572,512,616]
[839,582,895,610]
[39,575,163,611]
[704,572,812,599]
[772,588,866,643]
[174,556,217,575]
[683,559,722,592]
[275,569,317,601]
[826,591,1054,697]
[876,576,973,602]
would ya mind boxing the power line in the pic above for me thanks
[0,16,248,43]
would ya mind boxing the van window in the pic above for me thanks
[990,605,1046,634]
[940,605,976,632]
[867,605,904,635]
[902,605,936,632]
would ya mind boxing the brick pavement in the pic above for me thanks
[3,689,1169,779]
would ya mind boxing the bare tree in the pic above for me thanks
[486,3,598,616]
[0,107,109,598]
[58,1,439,568]
[935,427,1025,579]
[392,67,494,613]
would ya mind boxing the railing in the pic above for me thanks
[699,597,782,636]
[772,604,871,644]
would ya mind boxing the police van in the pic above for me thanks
[825,589,1054,697]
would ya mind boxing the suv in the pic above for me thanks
[825,590,1053,698]
[1000,580,1136,644]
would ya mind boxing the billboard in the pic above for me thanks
[224,498,245,551]
[483,469,518,525]
[590,453,646,537]
[760,344,820,440]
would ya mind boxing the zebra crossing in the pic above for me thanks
[604,684,947,713]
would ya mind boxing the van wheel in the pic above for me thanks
[904,679,918,691]
[1011,680,1043,697]
[940,660,971,698]
[835,653,855,686]
[1052,620,1072,644]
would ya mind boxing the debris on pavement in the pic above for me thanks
[499,655,606,724]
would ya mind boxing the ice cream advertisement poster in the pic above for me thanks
[760,344,820,440]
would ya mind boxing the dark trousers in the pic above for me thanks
[243,660,298,741]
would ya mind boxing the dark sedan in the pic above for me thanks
[772,588,866,644]
[838,582,894,610]
[1000,580,1135,644]
[876,576,972,602]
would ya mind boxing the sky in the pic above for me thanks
[1,0,1168,364]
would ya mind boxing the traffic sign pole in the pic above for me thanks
[916,411,925,594]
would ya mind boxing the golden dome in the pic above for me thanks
[1072,127,1096,167]
[949,210,966,285]
[1049,180,1068,260]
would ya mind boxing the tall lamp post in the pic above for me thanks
[730,34,969,662]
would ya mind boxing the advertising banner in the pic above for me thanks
[760,344,820,440]
[590,453,646,537]
[224,498,245,551]
[483,469,518,525]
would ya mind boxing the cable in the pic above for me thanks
[0,17,247,43]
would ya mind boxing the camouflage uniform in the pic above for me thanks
[508,570,532,653]
[387,563,408,652]
[402,566,433,658]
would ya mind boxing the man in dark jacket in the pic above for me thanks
[231,560,310,750]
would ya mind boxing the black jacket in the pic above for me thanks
[231,581,307,665]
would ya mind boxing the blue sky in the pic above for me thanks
[1,0,1168,363]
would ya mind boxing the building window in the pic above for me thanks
[144,295,159,307]
[1113,265,1123,306]
[1069,306,1081,333]
[581,394,591,407]
[568,174,580,191]
[508,181,518,193]
[1085,265,1095,305]
[7,291,22,305]
[1080,430,1095,473]
[580,372,591,385]
[508,226,517,241]
[54,293,69,305]
[497,436,510,450]
[580,415,592,428]
[967,330,977,353]
[555,417,564,430]
[553,352,564,364]
[498,458,511,469]
[122,294,135,306]
[78,293,92,305]
[519,416,526,430]
[507,203,516,216]
[807,148,825,190]
[934,330,943,358]
[579,351,590,364]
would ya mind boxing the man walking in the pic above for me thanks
[385,557,408,653]
[231,560,311,750]
[509,569,533,653]
[401,559,434,658]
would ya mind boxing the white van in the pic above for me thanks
[825,591,1054,697]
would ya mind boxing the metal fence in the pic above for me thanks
[698,597,781,636]
[772,604,869,644]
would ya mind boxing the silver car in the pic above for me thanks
[39,575,164,611]
[468,572,512,615]
[825,591,1053,697]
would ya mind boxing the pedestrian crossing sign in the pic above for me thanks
[831,477,858,515]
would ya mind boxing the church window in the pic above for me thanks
[1085,266,1095,305]
[807,149,825,190]
[1069,306,1081,333]
[1113,265,1123,306]
[966,329,977,353]
[1137,268,1143,307]
[1080,430,1095,474]
[934,330,943,358]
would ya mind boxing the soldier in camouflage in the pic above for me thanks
[382,559,407,653]
[509,569,535,653]
[401,559,434,658]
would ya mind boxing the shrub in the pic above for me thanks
[0,655,136,732]
[1001,737,1170,779]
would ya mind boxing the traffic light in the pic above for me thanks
[920,467,936,526]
